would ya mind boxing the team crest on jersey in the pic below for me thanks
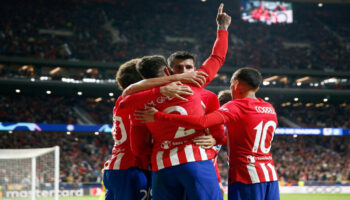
[156,96,166,104]
[161,140,171,149]
[247,155,256,163]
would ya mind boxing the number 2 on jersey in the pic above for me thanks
[163,106,195,139]
[252,120,276,153]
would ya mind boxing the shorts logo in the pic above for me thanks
[247,155,256,163]
[161,141,171,149]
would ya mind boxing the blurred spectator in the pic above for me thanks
[217,135,350,186]
[276,103,350,128]
[0,0,349,71]
[0,132,110,184]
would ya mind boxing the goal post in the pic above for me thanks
[0,146,60,200]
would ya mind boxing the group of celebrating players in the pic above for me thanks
[102,4,280,200]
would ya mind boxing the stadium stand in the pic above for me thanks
[1,0,350,197]
[1,0,349,70]
[0,131,109,186]
[1,94,349,128]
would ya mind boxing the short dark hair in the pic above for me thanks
[115,58,143,90]
[167,51,195,68]
[233,67,262,89]
[218,90,232,106]
[137,55,168,79]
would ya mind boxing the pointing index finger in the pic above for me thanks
[218,3,224,15]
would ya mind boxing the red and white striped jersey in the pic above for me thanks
[153,98,278,184]
[125,86,218,171]
[103,96,149,171]
[217,98,278,184]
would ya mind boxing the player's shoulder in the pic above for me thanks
[114,96,123,108]
[114,96,130,115]
[199,88,216,96]
[199,88,218,102]
[116,96,123,105]
[251,98,275,108]
[220,98,264,110]
[219,100,236,110]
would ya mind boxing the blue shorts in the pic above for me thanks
[228,181,280,200]
[152,160,222,200]
[103,168,151,200]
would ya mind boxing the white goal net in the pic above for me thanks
[0,146,59,200]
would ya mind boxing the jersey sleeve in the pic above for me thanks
[119,87,161,109]
[154,111,225,129]
[216,101,240,122]
[197,30,228,87]
[205,94,226,145]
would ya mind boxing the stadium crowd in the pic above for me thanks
[277,103,350,128]
[1,94,349,129]
[0,132,109,186]
[1,0,350,71]
[272,135,350,186]
[0,95,115,125]
[0,132,349,187]
[0,95,78,124]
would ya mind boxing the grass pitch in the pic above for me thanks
[223,193,350,200]
[280,194,350,200]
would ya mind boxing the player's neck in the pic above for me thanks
[243,91,257,99]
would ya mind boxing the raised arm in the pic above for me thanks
[119,82,193,109]
[122,71,207,97]
[198,3,231,86]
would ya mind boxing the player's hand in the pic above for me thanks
[160,81,193,101]
[176,71,208,87]
[134,107,158,123]
[217,3,231,30]
[193,135,216,149]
